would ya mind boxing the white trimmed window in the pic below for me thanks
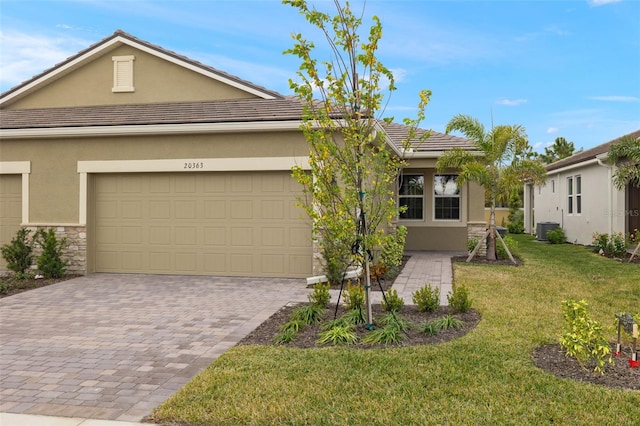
[434,174,460,220]
[567,175,581,214]
[399,174,424,220]
[112,55,135,92]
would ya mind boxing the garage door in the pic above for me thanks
[92,172,312,277]
[0,175,23,271]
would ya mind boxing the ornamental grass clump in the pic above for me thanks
[559,299,612,374]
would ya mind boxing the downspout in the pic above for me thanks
[597,156,613,236]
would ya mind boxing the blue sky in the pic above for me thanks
[1,0,638,152]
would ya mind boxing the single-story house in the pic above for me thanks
[524,130,640,245]
[0,30,484,278]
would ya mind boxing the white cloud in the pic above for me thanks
[547,127,559,134]
[0,30,89,91]
[588,0,622,6]
[588,96,639,102]
[495,98,527,106]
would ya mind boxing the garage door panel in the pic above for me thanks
[93,172,311,277]
[0,175,23,271]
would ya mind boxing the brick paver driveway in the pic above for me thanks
[0,274,310,422]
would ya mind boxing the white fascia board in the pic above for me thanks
[546,158,600,176]
[0,120,305,139]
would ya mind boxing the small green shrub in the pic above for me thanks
[447,284,472,314]
[35,228,67,279]
[291,304,325,325]
[559,299,612,374]
[344,281,365,311]
[273,329,296,344]
[381,288,404,312]
[279,319,306,334]
[467,237,481,254]
[317,324,357,345]
[421,320,441,335]
[546,228,567,245]
[339,307,366,325]
[591,232,628,257]
[507,210,525,234]
[380,226,407,268]
[433,315,465,330]
[378,312,411,332]
[496,236,519,259]
[412,283,440,313]
[1,228,35,275]
[308,282,331,307]
[362,322,404,345]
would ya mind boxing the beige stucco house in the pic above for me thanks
[525,130,640,245]
[0,30,484,278]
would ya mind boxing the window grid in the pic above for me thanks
[398,174,424,220]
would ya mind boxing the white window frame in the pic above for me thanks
[433,174,460,221]
[575,175,582,214]
[112,55,135,92]
[398,174,424,220]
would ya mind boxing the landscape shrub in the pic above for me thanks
[0,228,34,276]
[496,236,519,260]
[412,283,440,313]
[291,304,325,325]
[467,237,481,254]
[35,228,67,279]
[380,226,407,268]
[447,284,472,314]
[507,210,525,234]
[317,324,357,345]
[344,281,365,311]
[591,232,628,257]
[308,282,331,307]
[381,288,404,312]
[559,299,612,374]
[546,227,567,245]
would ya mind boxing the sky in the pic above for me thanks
[1,0,639,152]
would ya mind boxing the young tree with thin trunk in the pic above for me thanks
[284,0,429,324]
[437,114,547,261]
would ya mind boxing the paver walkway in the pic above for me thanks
[0,251,460,423]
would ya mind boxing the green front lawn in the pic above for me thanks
[150,235,639,425]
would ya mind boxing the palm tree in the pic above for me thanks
[437,114,547,261]
[607,133,640,261]
[607,134,640,190]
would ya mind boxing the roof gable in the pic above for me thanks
[0,30,282,108]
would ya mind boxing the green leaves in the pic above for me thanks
[559,299,612,374]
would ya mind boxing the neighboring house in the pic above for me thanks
[524,130,640,245]
[0,30,483,277]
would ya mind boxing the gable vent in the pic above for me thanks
[112,55,135,92]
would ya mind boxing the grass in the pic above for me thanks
[150,235,640,425]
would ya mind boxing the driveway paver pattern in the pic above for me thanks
[0,252,458,422]
[0,274,310,422]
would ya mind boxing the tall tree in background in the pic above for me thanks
[539,137,575,164]
[437,114,547,261]
[284,0,430,324]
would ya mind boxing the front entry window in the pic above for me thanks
[434,174,460,220]
[399,174,424,220]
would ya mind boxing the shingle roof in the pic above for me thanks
[382,121,477,153]
[0,98,475,153]
[546,129,640,171]
[0,98,307,128]
[0,30,283,103]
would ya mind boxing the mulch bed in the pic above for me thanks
[532,344,640,390]
[452,255,522,266]
[237,303,481,349]
[0,275,79,298]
